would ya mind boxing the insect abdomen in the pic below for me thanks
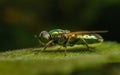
[76,34,103,44]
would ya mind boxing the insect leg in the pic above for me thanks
[64,36,72,56]
[79,38,90,50]
[64,46,67,56]
[43,40,53,51]
[34,35,45,46]
[57,46,62,51]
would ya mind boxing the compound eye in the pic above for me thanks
[39,31,50,42]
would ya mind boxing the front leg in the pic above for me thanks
[34,40,53,54]
[43,40,53,51]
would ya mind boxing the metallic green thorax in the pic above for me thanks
[49,29,70,45]
[49,29,70,35]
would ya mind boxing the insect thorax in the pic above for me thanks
[51,34,67,45]
[49,29,70,45]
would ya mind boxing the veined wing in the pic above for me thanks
[65,30,108,36]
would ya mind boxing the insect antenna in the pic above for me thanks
[34,35,45,46]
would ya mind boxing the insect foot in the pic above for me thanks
[88,47,96,52]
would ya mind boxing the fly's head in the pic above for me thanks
[38,31,51,44]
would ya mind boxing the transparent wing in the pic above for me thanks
[66,30,108,35]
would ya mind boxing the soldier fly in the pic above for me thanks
[35,29,108,56]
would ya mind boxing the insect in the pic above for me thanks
[35,29,108,56]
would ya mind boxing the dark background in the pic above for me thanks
[0,0,120,51]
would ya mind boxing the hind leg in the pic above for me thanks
[79,38,96,50]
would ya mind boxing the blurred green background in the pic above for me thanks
[0,0,120,51]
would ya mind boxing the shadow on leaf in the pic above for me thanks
[33,47,96,54]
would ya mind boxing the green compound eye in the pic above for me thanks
[39,31,51,43]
